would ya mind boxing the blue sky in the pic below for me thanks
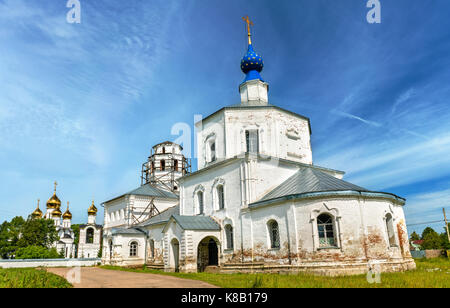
[0,0,449,236]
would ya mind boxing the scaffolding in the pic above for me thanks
[129,197,161,226]
[140,144,191,192]
[129,142,191,227]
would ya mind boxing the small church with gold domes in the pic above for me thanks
[30,181,102,259]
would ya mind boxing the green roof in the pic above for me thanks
[111,228,146,235]
[138,205,180,227]
[259,167,368,202]
[104,183,178,204]
[170,215,221,231]
[250,167,405,208]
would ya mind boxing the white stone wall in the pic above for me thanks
[103,197,128,229]
[196,107,312,171]
[243,195,410,266]
[0,258,100,269]
[239,80,269,104]
[102,233,146,267]
[145,224,166,266]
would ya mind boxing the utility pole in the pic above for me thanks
[444,208,450,242]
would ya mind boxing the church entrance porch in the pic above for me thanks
[197,237,220,272]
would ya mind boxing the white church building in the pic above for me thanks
[101,20,415,275]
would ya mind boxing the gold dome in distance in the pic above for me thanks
[46,181,61,209]
[63,202,72,220]
[88,200,97,216]
[31,199,43,219]
[52,206,62,217]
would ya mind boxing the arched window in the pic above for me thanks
[217,185,225,210]
[225,225,233,250]
[317,214,336,247]
[160,160,166,171]
[197,191,204,214]
[130,241,138,257]
[210,141,216,162]
[86,228,94,244]
[385,214,396,247]
[150,239,155,258]
[268,220,280,249]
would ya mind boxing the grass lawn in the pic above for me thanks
[101,258,450,288]
[0,268,72,288]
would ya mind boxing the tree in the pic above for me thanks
[17,218,59,248]
[71,224,81,245]
[0,216,26,259]
[440,224,450,250]
[440,233,450,250]
[410,232,420,241]
[15,246,61,259]
[421,229,442,250]
[421,227,436,240]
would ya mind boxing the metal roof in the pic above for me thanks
[104,183,178,204]
[111,227,146,235]
[137,205,180,227]
[259,167,369,202]
[170,215,221,231]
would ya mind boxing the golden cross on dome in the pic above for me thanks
[242,15,254,45]
[54,181,58,192]
[37,199,40,208]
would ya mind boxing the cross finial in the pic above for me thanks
[67,201,70,209]
[54,181,58,193]
[242,16,254,45]
[37,199,40,208]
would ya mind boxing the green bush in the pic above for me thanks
[0,268,72,288]
[15,246,62,259]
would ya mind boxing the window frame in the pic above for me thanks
[197,191,204,215]
[385,213,397,247]
[268,220,280,249]
[217,184,225,210]
[225,224,234,251]
[129,241,138,257]
[317,214,337,248]
[245,129,259,154]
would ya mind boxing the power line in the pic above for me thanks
[407,219,445,227]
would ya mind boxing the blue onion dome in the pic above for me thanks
[240,44,264,83]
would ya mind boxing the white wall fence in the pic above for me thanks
[0,258,101,269]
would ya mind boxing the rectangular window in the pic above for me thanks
[210,142,216,162]
[246,130,259,153]
[198,192,204,214]
[218,186,224,210]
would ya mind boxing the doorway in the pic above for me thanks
[171,238,180,272]
[197,237,219,272]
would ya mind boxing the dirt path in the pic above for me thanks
[48,267,218,288]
